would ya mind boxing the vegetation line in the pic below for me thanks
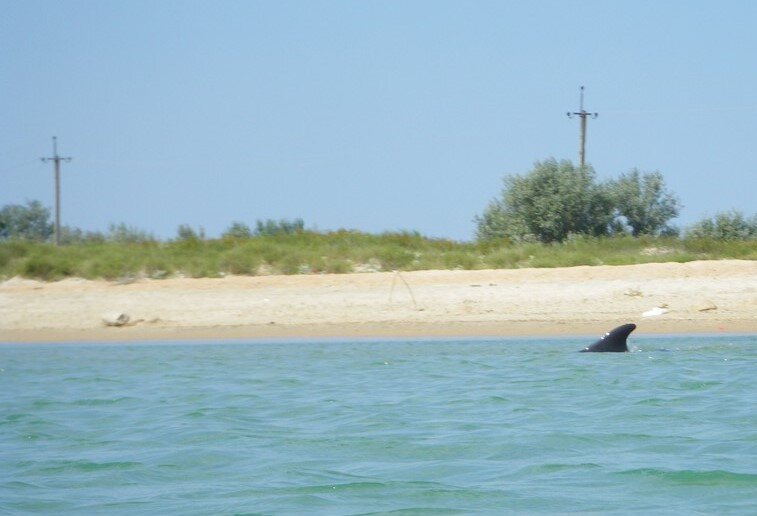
[1,231,754,282]
[2,158,755,282]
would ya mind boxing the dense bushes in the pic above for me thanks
[1,232,754,281]
[685,211,757,240]
[476,159,681,242]
[0,201,53,241]
[0,194,754,281]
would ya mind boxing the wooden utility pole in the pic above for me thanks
[566,86,598,168]
[41,137,72,246]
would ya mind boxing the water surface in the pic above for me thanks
[2,335,756,514]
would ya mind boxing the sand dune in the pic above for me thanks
[1,260,755,342]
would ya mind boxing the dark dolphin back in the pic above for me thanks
[581,323,636,352]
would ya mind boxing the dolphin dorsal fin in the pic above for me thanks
[580,323,636,352]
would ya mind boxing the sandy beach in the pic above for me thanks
[1,260,755,343]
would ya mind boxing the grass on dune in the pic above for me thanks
[0,231,754,282]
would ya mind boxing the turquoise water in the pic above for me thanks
[1,335,756,514]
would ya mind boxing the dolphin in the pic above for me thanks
[580,323,636,352]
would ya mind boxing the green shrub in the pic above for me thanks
[476,160,681,242]
[81,256,131,280]
[255,218,305,236]
[324,258,353,274]
[2,229,754,282]
[278,253,304,275]
[176,225,205,242]
[442,250,480,270]
[375,247,415,270]
[21,253,73,281]
[476,159,615,243]
[0,200,53,241]
[0,240,32,271]
[221,246,261,275]
[483,248,528,269]
[182,256,221,278]
[222,221,253,239]
[108,223,155,244]
[685,211,757,240]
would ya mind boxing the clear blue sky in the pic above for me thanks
[2,1,756,241]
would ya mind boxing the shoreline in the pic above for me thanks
[2,259,755,344]
[1,320,755,345]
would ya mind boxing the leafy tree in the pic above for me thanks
[0,200,53,241]
[475,200,511,242]
[255,218,305,237]
[222,221,253,239]
[475,159,615,243]
[176,224,205,241]
[610,169,681,236]
[685,210,757,240]
[60,226,106,245]
[107,223,154,244]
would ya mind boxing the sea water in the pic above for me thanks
[1,335,756,515]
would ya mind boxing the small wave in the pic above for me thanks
[359,509,464,515]
[288,481,387,494]
[517,462,602,476]
[634,397,667,406]
[677,380,722,390]
[73,397,136,407]
[30,397,136,409]
[2,480,46,490]
[616,468,757,485]
[38,460,142,473]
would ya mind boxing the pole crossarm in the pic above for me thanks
[565,86,598,168]
[40,136,72,165]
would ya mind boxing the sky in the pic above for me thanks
[2,1,756,241]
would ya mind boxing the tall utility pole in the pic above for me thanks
[566,86,598,168]
[41,137,72,246]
